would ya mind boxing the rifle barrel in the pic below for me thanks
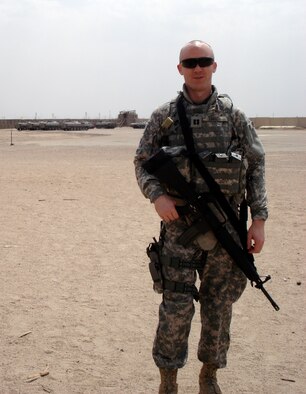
[259,284,280,311]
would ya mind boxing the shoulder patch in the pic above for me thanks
[217,94,233,113]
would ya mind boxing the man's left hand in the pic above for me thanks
[247,219,265,253]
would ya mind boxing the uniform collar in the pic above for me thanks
[182,84,218,105]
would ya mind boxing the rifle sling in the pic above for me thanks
[176,94,248,249]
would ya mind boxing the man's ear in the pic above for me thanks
[212,62,218,73]
[177,64,183,75]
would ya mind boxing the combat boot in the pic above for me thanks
[199,364,222,394]
[158,368,178,394]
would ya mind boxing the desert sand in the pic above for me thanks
[0,127,305,394]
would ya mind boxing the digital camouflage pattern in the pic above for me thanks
[153,243,247,369]
[134,85,268,220]
[134,84,267,369]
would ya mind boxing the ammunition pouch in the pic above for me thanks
[197,151,247,195]
[161,146,247,196]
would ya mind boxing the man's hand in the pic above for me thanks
[154,195,179,223]
[247,219,265,253]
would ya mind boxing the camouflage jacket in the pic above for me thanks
[134,85,268,220]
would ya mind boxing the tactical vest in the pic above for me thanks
[159,93,247,197]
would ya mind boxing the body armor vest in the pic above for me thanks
[159,93,247,197]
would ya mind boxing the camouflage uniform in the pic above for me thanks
[134,85,268,370]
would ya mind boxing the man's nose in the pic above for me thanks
[194,64,202,71]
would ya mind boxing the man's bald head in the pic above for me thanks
[179,40,215,62]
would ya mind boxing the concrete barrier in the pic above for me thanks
[251,117,306,129]
[1,117,305,130]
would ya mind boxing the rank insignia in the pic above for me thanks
[191,115,202,128]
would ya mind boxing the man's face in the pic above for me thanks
[177,44,217,92]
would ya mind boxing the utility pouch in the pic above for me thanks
[147,238,163,294]
[197,151,247,195]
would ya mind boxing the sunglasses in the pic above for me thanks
[180,57,214,69]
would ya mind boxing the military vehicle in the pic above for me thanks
[17,122,29,131]
[17,121,55,131]
[61,121,90,131]
[27,121,46,130]
[82,121,94,130]
[17,120,93,131]
[43,121,61,130]
[130,122,147,129]
[95,121,117,129]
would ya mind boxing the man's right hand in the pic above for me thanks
[154,194,179,223]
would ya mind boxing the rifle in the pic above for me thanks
[143,148,280,311]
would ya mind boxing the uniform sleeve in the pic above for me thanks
[134,104,170,203]
[233,108,268,220]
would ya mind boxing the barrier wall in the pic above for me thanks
[251,117,306,129]
[0,117,306,130]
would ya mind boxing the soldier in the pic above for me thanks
[134,40,268,394]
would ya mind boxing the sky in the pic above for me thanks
[0,0,305,119]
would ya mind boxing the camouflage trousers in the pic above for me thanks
[152,223,247,370]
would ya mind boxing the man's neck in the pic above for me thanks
[184,85,213,104]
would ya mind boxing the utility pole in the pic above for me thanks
[10,129,14,146]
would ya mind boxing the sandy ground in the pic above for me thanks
[0,127,305,394]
